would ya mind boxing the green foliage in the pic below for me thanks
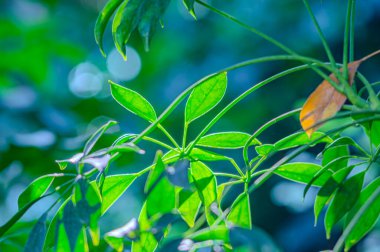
[2,0,380,251]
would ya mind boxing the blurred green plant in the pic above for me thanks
[1,0,380,251]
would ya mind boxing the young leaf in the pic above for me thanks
[177,188,201,227]
[185,72,227,123]
[300,61,361,137]
[197,132,258,149]
[314,166,354,225]
[83,120,118,156]
[190,148,229,162]
[274,162,330,186]
[94,0,124,56]
[227,192,251,229]
[145,152,166,192]
[324,172,365,239]
[110,80,157,122]
[344,177,380,250]
[100,174,138,214]
[146,177,176,216]
[18,174,62,210]
[24,213,48,252]
[190,161,218,225]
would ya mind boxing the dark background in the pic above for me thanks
[1,0,380,251]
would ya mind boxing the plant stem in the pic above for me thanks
[343,0,354,82]
[157,124,181,149]
[182,122,189,151]
[350,0,356,62]
[142,136,177,151]
[214,172,241,180]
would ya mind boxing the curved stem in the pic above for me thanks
[142,136,177,151]
[157,124,181,149]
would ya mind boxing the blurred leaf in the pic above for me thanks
[314,166,354,225]
[145,153,166,192]
[274,162,329,186]
[146,178,176,216]
[24,213,48,252]
[95,0,124,56]
[84,120,118,156]
[132,203,158,252]
[18,174,62,209]
[300,61,361,137]
[62,201,83,251]
[185,72,227,123]
[100,174,138,214]
[166,159,191,189]
[325,172,365,239]
[188,226,229,243]
[106,218,139,240]
[190,161,218,225]
[56,153,84,170]
[110,81,157,122]
[177,188,201,227]
[229,227,280,251]
[197,132,258,149]
[227,192,251,229]
[105,236,124,252]
[255,131,331,156]
[344,177,380,250]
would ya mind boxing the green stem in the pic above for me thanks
[349,0,356,62]
[214,172,241,180]
[157,124,181,149]
[142,136,177,151]
[182,122,189,151]
[243,108,301,166]
[356,73,380,107]
[343,0,354,82]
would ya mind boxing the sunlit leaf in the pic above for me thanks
[190,161,218,225]
[324,136,367,156]
[190,148,229,162]
[188,226,229,243]
[95,0,124,56]
[274,162,330,186]
[314,166,354,225]
[18,174,62,210]
[324,172,365,239]
[145,152,165,192]
[177,188,201,227]
[110,80,157,122]
[227,192,251,229]
[185,72,227,123]
[300,61,362,137]
[131,203,158,252]
[197,132,258,149]
[322,145,349,172]
[146,177,176,216]
[100,174,138,214]
[344,177,380,250]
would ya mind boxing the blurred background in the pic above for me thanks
[1,0,380,251]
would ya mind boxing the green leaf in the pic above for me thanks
[324,172,365,239]
[185,72,227,123]
[227,192,251,229]
[314,166,354,225]
[131,203,158,252]
[344,177,380,250]
[362,120,380,147]
[24,213,48,252]
[84,120,118,156]
[110,80,157,122]
[105,218,139,251]
[183,0,196,18]
[18,174,61,210]
[177,188,201,227]
[95,0,124,56]
[146,177,176,216]
[62,201,83,251]
[230,227,280,252]
[322,145,349,171]
[197,132,258,149]
[324,136,368,156]
[145,152,165,192]
[188,226,229,243]
[100,174,138,214]
[105,236,124,252]
[190,148,229,162]
[255,131,331,156]
[190,161,218,225]
[274,163,330,186]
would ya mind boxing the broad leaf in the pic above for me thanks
[190,148,229,162]
[300,61,361,137]
[188,226,229,243]
[227,192,251,229]
[177,188,201,227]
[131,203,158,252]
[100,174,137,214]
[197,132,258,149]
[146,177,176,216]
[344,177,380,250]
[185,72,227,123]
[322,145,349,171]
[324,172,365,239]
[145,153,166,192]
[94,0,124,56]
[274,162,330,186]
[24,213,48,252]
[314,166,354,225]
[110,80,157,122]
[324,136,367,156]
[18,174,62,210]
[190,161,218,225]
